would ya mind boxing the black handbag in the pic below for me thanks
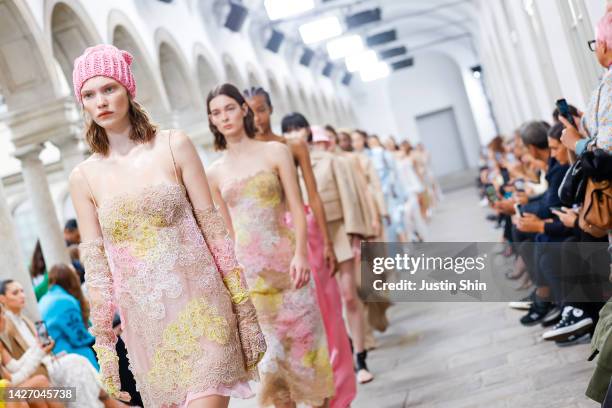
[558,158,587,207]
[581,148,612,182]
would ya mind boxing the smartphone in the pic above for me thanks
[514,203,524,217]
[485,185,498,203]
[550,206,564,213]
[35,321,51,347]
[556,98,576,127]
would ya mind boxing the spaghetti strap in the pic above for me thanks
[80,167,98,209]
[168,130,180,184]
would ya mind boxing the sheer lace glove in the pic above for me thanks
[80,239,130,402]
[193,207,266,371]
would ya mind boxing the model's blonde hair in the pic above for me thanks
[84,98,157,156]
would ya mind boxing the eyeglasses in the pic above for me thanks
[588,40,597,52]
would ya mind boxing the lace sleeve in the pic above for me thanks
[79,238,121,397]
[193,206,266,371]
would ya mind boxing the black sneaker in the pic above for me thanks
[543,306,594,341]
[509,290,535,310]
[555,331,591,347]
[520,298,555,326]
[541,307,562,327]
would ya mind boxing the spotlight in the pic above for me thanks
[265,30,285,53]
[300,48,315,66]
[378,46,407,60]
[360,61,390,82]
[345,50,378,73]
[326,35,364,60]
[366,30,397,47]
[471,65,482,79]
[264,0,314,21]
[299,16,342,44]
[345,8,381,29]
[391,57,414,71]
[224,3,248,32]
[322,62,334,77]
[341,72,353,86]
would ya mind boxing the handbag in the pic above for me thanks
[579,178,612,238]
[558,158,586,207]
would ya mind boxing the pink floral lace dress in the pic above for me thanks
[220,170,335,406]
[79,182,259,408]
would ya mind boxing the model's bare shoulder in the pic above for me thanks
[286,137,308,159]
[265,140,292,155]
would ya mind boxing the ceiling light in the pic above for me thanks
[264,0,314,21]
[345,8,382,29]
[327,35,364,60]
[345,50,378,73]
[391,57,414,71]
[299,16,342,44]
[359,61,390,82]
[366,30,397,47]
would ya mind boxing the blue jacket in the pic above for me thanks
[38,285,98,370]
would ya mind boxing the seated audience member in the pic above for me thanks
[29,241,48,301]
[0,280,128,407]
[64,219,81,246]
[0,303,64,408]
[38,264,97,370]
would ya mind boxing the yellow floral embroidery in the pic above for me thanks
[223,268,250,304]
[250,276,282,313]
[243,173,281,208]
[108,200,170,260]
[146,298,229,392]
[92,345,121,396]
[302,347,332,370]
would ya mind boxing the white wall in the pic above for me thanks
[477,0,609,135]
[351,51,483,169]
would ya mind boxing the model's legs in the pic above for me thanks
[186,395,230,408]
[337,258,374,383]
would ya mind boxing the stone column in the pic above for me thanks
[0,182,40,319]
[13,144,70,270]
[54,131,86,180]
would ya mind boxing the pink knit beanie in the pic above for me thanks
[72,44,136,102]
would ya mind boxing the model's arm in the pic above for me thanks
[70,166,129,402]
[273,142,310,289]
[171,131,265,371]
[290,139,337,271]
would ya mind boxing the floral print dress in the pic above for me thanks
[220,170,334,407]
[80,183,256,408]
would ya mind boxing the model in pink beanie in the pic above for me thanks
[69,45,265,407]
[72,44,136,103]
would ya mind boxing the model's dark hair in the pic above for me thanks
[547,122,564,141]
[352,129,370,149]
[243,86,273,111]
[85,97,157,156]
[400,140,414,154]
[324,125,337,135]
[206,83,256,150]
[487,135,505,154]
[0,280,15,296]
[281,112,312,142]
[519,121,550,149]
[29,240,45,279]
[64,218,78,231]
